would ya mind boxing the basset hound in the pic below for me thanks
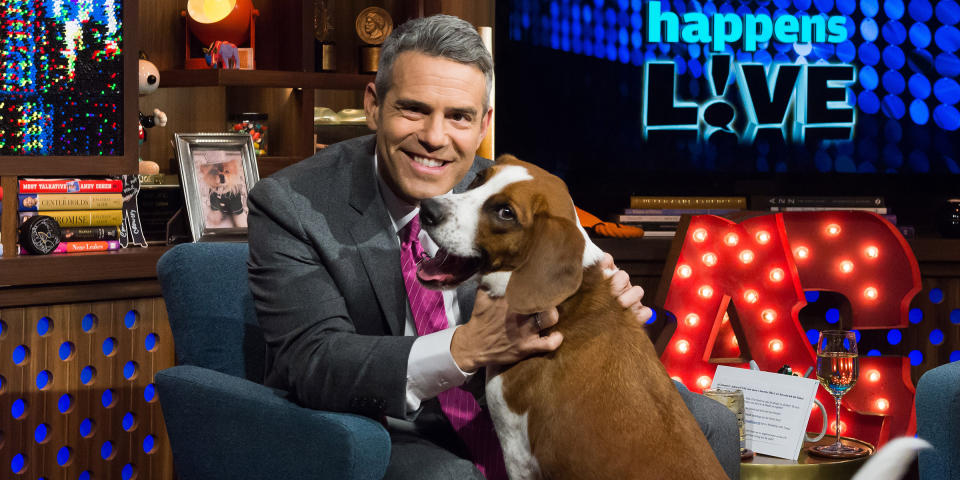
[416,154,728,479]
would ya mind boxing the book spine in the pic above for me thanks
[622,208,741,215]
[19,240,121,255]
[771,207,888,213]
[630,196,747,209]
[18,193,123,211]
[18,210,123,227]
[60,227,120,241]
[18,179,123,193]
[618,215,682,223]
[761,196,885,207]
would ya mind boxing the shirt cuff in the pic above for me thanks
[404,326,476,414]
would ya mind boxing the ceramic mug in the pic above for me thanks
[805,398,828,442]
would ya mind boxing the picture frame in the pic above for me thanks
[174,133,260,242]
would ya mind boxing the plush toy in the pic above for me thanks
[203,41,240,69]
[138,53,167,175]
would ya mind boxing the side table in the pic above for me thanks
[741,436,875,480]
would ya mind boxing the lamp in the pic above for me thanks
[183,0,258,69]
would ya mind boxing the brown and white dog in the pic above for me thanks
[417,155,728,479]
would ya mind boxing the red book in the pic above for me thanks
[18,179,123,194]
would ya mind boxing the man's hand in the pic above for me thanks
[450,290,562,372]
[600,253,654,323]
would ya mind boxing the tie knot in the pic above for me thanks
[400,214,421,246]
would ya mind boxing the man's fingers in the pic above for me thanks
[529,331,563,352]
[617,284,646,309]
[599,252,615,271]
[635,305,654,324]
[537,308,560,330]
[610,270,631,296]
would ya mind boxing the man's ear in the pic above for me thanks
[363,82,379,131]
[505,213,585,314]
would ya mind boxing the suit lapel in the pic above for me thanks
[347,139,406,336]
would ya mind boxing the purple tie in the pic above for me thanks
[399,215,508,480]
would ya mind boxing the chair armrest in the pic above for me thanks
[155,365,390,480]
[916,361,960,480]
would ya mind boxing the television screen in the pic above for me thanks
[496,0,960,217]
[0,0,124,156]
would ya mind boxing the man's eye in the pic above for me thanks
[451,113,471,122]
[497,205,516,221]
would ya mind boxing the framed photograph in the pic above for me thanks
[174,133,260,241]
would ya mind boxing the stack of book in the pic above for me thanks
[17,178,124,254]
[619,196,748,238]
[752,195,909,237]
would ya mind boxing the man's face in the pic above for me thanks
[364,51,492,205]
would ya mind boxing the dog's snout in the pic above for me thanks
[420,198,446,227]
[219,174,226,183]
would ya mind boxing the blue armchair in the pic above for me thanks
[155,242,391,480]
[916,360,960,480]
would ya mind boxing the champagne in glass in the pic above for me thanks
[810,330,867,458]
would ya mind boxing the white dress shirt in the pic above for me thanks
[374,154,476,417]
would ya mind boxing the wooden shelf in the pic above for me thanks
[0,246,170,287]
[159,70,375,89]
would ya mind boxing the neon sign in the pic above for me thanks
[643,55,856,144]
[658,211,921,447]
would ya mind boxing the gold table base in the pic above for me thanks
[741,435,875,480]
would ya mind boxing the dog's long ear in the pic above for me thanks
[505,213,585,314]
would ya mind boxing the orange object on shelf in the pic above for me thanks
[186,0,253,46]
[576,206,645,238]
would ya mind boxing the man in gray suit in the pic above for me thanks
[248,14,739,480]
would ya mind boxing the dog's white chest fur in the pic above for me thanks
[486,374,542,480]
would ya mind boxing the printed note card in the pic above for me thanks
[711,366,820,460]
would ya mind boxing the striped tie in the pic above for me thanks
[399,215,508,480]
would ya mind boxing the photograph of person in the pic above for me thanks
[192,147,249,229]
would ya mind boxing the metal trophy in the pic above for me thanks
[313,0,335,72]
[355,6,392,73]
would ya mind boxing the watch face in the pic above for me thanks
[22,216,61,255]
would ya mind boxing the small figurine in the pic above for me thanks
[203,41,240,69]
[138,52,167,175]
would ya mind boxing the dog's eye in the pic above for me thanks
[496,205,516,221]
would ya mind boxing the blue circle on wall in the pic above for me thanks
[910,100,930,124]
[122,464,135,480]
[882,95,906,119]
[837,0,855,14]
[81,366,95,385]
[815,0,834,12]
[909,308,924,323]
[909,350,924,365]
[11,399,26,419]
[805,291,821,302]
[826,308,840,323]
[951,309,960,324]
[883,20,907,44]
[101,441,113,460]
[860,66,879,89]
[11,454,25,474]
[867,349,882,356]
[936,26,960,52]
[837,40,856,61]
[813,43,835,59]
[123,412,136,431]
[935,78,960,104]
[934,105,960,130]
[951,351,960,362]
[859,42,880,65]
[861,0,879,17]
[35,423,48,443]
[36,370,51,390]
[929,288,944,303]
[80,418,94,437]
[859,90,881,113]
[883,70,905,94]
[930,329,945,345]
[36,317,51,336]
[861,18,879,41]
[937,53,960,76]
[887,329,903,345]
[81,313,96,332]
[884,0,905,19]
[937,0,960,25]
[144,383,156,402]
[910,23,932,48]
[57,446,71,466]
[908,48,934,73]
[58,394,72,413]
[909,74,932,98]
[795,0,812,10]
[807,329,820,344]
[909,0,933,21]
[883,45,906,69]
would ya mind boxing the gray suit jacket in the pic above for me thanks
[248,135,491,419]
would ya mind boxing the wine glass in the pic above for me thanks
[810,330,867,458]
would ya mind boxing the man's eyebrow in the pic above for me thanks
[394,98,430,110]
[447,106,478,117]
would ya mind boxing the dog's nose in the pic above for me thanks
[420,198,446,227]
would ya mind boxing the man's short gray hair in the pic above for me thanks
[375,15,494,110]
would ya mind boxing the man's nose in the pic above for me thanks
[418,114,447,150]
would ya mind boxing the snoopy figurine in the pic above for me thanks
[138,52,167,175]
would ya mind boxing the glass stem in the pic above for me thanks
[834,396,842,446]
